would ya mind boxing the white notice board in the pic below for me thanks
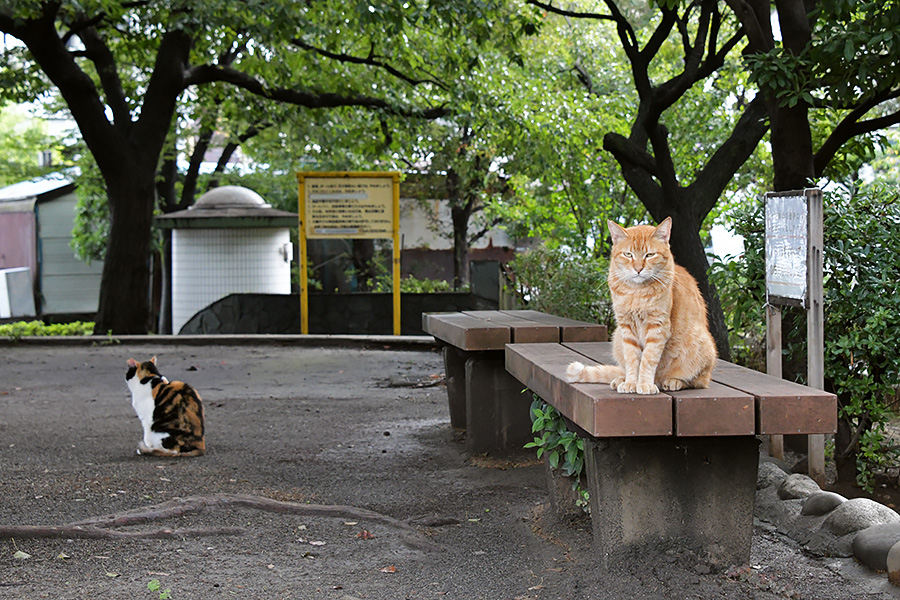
[765,192,808,306]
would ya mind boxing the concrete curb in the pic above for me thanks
[0,333,441,350]
[756,459,900,586]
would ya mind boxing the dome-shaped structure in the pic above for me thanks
[190,185,272,210]
[156,186,297,334]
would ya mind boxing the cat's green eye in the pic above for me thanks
[623,252,633,258]
[646,252,656,258]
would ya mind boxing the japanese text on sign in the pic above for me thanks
[765,194,808,303]
[304,177,394,238]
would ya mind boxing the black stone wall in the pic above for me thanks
[179,292,497,335]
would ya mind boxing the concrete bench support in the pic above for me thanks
[585,435,759,570]
[465,353,532,455]
[441,346,468,430]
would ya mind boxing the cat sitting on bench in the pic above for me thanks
[567,217,716,395]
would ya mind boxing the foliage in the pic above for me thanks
[525,396,589,511]
[147,579,171,600]
[71,150,110,263]
[714,183,900,489]
[382,276,461,294]
[0,104,64,187]
[707,206,767,371]
[506,244,611,328]
[0,320,95,340]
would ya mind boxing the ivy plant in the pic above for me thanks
[525,396,589,511]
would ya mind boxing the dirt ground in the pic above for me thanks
[0,339,896,600]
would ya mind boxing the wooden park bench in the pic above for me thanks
[422,310,608,455]
[505,341,837,570]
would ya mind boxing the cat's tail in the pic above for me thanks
[566,361,624,383]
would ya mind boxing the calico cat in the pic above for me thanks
[566,217,717,394]
[125,357,206,457]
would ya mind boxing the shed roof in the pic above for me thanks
[0,172,75,203]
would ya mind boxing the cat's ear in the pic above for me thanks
[653,217,672,243]
[607,220,629,244]
[127,358,138,368]
[150,356,157,365]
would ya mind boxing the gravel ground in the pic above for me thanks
[0,340,896,600]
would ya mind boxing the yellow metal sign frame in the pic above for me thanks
[296,171,401,335]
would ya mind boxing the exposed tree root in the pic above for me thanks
[0,493,441,551]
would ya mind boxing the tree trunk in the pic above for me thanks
[351,239,377,291]
[770,102,815,191]
[666,215,730,360]
[93,172,156,334]
[451,206,470,290]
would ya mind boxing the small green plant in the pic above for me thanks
[524,396,590,510]
[0,320,95,340]
[147,579,171,599]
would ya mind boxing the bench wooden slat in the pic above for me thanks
[422,312,509,351]
[461,310,559,343]
[712,360,837,435]
[506,343,672,437]
[565,342,756,436]
[500,309,608,342]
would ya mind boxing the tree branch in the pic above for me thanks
[814,91,900,175]
[186,64,449,119]
[0,493,442,552]
[291,39,448,89]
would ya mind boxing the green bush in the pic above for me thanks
[711,183,900,489]
[506,244,611,327]
[0,320,95,340]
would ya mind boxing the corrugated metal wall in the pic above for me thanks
[36,194,103,314]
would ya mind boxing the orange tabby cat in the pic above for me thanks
[566,217,716,394]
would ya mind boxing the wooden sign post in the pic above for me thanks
[764,188,825,485]
[296,171,401,335]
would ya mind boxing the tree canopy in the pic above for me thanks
[0,0,536,333]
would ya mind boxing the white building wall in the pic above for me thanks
[399,197,512,250]
[171,228,291,334]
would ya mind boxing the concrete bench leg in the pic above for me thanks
[441,346,468,429]
[583,435,759,571]
[465,354,533,456]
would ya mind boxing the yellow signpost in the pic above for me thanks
[296,171,401,335]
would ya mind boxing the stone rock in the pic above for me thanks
[887,540,900,586]
[822,498,900,537]
[757,461,789,490]
[852,523,900,572]
[801,491,847,516]
[805,530,858,558]
[777,473,820,500]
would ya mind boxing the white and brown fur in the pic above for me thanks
[125,357,206,456]
[566,217,717,394]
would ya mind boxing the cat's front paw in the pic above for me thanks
[566,361,585,383]
[610,376,625,390]
[661,378,687,391]
[636,382,660,395]
[616,381,637,394]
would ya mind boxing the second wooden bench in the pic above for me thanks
[422,310,607,455]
